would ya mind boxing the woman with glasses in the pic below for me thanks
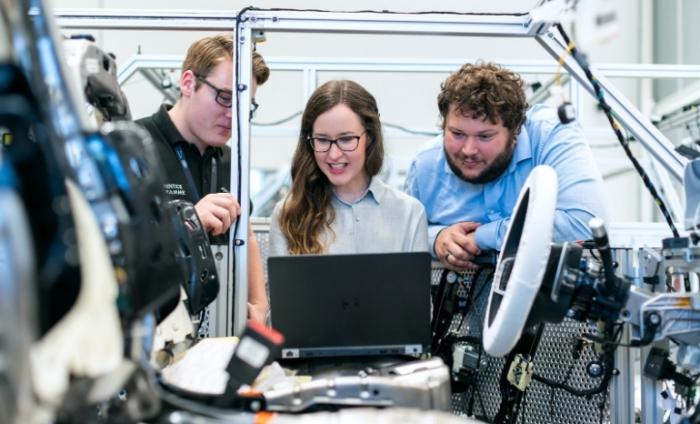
[269,80,428,255]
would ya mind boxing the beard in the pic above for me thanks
[445,138,516,185]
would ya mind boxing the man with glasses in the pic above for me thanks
[137,34,270,324]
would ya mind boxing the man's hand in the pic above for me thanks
[194,193,241,236]
[435,221,481,271]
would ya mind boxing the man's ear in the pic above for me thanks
[180,70,196,97]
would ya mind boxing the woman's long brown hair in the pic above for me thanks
[278,80,384,254]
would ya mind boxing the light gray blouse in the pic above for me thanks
[268,177,429,256]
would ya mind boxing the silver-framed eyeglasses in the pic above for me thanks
[308,131,365,152]
[195,74,233,108]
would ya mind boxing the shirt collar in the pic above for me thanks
[333,177,385,206]
[367,177,388,203]
[155,103,223,158]
[506,123,533,174]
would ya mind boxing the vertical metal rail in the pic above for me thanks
[231,18,253,336]
[611,248,639,423]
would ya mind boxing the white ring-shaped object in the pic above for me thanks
[482,165,558,357]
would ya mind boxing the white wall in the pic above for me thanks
[52,0,674,223]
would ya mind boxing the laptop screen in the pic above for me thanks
[268,252,432,358]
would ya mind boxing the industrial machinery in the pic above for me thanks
[3,1,700,423]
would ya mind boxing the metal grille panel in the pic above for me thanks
[430,264,611,423]
[199,221,273,337]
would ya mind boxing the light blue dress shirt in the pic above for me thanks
[269,177,429,256]
[405,104,608,256]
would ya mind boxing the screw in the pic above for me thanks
[587,361,603,377]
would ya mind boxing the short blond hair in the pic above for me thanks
[181,34,233,90]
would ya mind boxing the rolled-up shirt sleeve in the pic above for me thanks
[535,118,608,243]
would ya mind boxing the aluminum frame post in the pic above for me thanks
[53,9,240,30]
[611,248,643,424]
[231,19,253,337]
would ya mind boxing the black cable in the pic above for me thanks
[476,388,492,424]
[548,356,577,416]
[555,24,680,238]
[533,322,620,398]
[453,272,489,333]
[587,248,600,262]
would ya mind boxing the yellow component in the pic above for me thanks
[507,354,535,391]
[2,132,12,147]
[675,297,691,307]
[114,266,128,285]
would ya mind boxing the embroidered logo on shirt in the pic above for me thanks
[164,183,186,196]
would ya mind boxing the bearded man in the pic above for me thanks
[405,62,607,271]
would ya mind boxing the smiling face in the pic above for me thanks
[443,104,516,184]
[311,103,370,201]
[180,59,233,151]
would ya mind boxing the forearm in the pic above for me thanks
[247,227,268,323]
[552,207,597,242]
[474,208,598,252]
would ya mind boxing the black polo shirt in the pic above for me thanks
[136,104,232,203]
[136,104,232,244]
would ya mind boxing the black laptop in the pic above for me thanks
[268,252,432,359]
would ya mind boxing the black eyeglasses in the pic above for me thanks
[250,99,259,120]
[195,74,233,108]
[307,132,365,152]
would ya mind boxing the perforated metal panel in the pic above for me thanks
[430,264,612,423]
[253,220,272,287]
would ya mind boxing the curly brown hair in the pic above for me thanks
[278,80,384,254]
[252,51,270,85]
[438,62,528,134]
